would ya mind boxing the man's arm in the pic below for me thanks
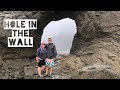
[46,44,50,59]
[53,45,57,58]
[45,45,48,59]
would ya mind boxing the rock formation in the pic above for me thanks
[0,11,120,79]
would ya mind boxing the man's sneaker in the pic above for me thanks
[43,74,49,77]
[49,74,54,77]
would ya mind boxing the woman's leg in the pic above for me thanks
[42,60,46,72]
[38,67,41,77]
[43,67,46,72]
[41,65,45,71]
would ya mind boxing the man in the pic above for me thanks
[45,38,57,77]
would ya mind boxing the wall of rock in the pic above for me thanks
[0,11,78,60]
[0,11,120,79]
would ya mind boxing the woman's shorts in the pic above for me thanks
[45,59,54,67]
[38,60,45,67]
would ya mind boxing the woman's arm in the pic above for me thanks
[36,57,39,62]
[36,48,41,62]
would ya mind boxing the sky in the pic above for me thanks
[41,18,77,55]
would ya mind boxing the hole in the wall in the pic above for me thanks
[41,17,77,55]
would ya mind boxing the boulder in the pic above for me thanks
[24,66,37,76]
[70,64,120,79]
[61,55,85,74]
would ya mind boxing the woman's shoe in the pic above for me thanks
[39,75,43,78]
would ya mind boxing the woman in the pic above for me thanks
[36,42,47,77]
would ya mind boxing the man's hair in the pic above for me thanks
[48,38,52,40]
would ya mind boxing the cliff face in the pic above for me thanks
[71,11,120,54]
[71,11,120,71]
[0,11,120,79]
[0,11,78,60]
[0,11,43,60]
[62,11,120,78]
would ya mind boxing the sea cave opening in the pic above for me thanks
[41,17,77,55]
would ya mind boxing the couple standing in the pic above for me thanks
[36,38,57,78]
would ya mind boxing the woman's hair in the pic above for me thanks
[40,42,47,49]
[41,42,46,45]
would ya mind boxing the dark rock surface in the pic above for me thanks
[0,11,120,79]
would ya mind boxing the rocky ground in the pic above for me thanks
[61,53,120,79]
[0,55,69,79]
[1,53,120,79]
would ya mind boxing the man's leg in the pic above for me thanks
[46,67,49,75]
[49,59,54,76]
[50,67,53,76]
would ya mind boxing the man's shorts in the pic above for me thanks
[45,59,54,67]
